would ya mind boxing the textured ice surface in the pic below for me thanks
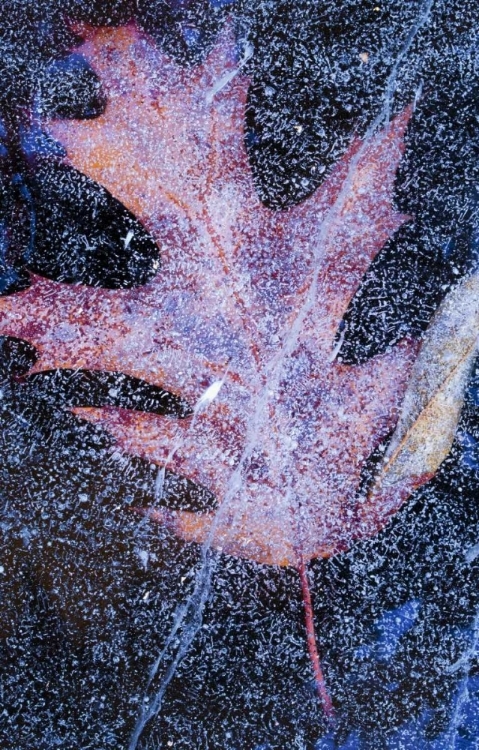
[0,2,479,749]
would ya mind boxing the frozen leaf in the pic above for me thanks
[0,25,421,566]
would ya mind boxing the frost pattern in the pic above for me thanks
[0,2,479,749]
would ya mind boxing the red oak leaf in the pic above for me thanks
[0,24,420,570]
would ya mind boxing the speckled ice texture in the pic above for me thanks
[1,2,479,749]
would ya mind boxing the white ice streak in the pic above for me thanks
[130,2,436,745]
[205,42,254,103]
[123,229,134,249]
[155,368,230,503]
[195,379,224,411]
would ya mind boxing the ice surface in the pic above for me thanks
[0,2,478,749]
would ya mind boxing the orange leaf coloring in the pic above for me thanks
[0,24,421,566]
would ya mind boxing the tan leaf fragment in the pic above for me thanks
[362,269,479,532]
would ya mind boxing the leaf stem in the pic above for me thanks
[297,556,334,721]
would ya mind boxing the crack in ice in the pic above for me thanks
[129,1,436,745]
